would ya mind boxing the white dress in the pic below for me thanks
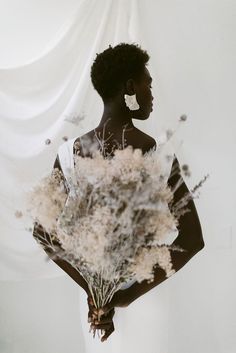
[58,137,179,353]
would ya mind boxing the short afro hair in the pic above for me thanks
[90,42,150,102]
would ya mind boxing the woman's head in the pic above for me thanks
[90,42,154,120]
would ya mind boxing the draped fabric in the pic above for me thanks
[0,0,182,281]
[0,0,157,281]
[0,1,235,352]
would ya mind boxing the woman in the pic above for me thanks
[34,43,205,351]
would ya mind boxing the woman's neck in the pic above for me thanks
[97,100,135,130]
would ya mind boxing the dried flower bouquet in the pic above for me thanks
[26,119,208,327]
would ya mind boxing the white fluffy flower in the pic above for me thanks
[27,169,67,234]
[27,141,199,310]
[129,246,176,283]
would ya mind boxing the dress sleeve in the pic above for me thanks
[52,153,70,195]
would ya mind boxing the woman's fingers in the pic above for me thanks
[88,306,96,322]
[94,314,114,325]
[89,310,114,325]
[94,307,115,323]
[91,322,111,331]
[87,303,115,342]
[87,294,116,339]
[101,322,115,342]
[101,308,115,321]
[87,295,99,323]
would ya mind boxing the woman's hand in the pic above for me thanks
[87,289,132,341]
[87,295,115,342]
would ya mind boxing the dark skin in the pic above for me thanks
[83,67,204,340]
[33,66,204,342]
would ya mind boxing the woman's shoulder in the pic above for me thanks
[71,127,157,155]
[132,127,157,150]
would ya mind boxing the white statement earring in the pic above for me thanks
[124,93,140,111]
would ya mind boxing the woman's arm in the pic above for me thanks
[118,154,205,306]
[169,154,205,249]
[32,154,90,295]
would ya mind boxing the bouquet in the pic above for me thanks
[26,118,208,338]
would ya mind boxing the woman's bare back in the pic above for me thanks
[73,125,157,158]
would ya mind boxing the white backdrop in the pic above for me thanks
[0,0,235,352]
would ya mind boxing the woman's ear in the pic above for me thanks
[125,78,136,95]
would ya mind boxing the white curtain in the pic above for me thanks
[0,0,235,352]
